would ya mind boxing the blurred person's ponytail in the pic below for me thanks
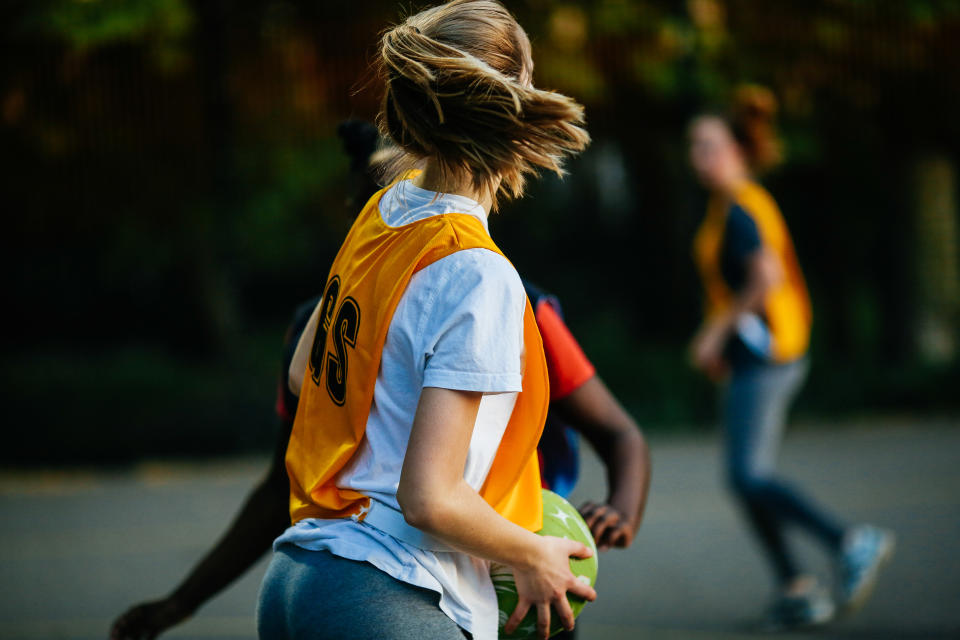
[728,84,783,174]
[377,0,590,209]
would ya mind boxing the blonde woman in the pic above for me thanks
[256,2,594,639]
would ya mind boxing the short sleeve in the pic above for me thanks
[725,204,762,263]
[535,301,596,400]
[721,204,763,291]
[419,249,525,393]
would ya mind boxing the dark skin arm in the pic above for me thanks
[108,360,651,637]
[553,375,651,551]
[109,420,293,640]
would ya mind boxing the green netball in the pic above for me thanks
[491,489,599,639]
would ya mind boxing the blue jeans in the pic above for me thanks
[257,544,469,639]
[724,358,845,585]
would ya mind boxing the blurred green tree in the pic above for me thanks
[3,0,958,463]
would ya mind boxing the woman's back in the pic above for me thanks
[336,178,526,510]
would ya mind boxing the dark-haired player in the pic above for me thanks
[112,119,648,640]
[110,282,649,640]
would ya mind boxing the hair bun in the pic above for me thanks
[337,120,379,171]
[733,84,778,123]
[730,84,782,173]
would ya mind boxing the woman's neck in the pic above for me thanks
[411,159,496,214]
[714,172,752,203]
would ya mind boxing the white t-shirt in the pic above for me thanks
[273,179,526,640]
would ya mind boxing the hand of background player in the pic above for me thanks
[689,320,729,380]
[109,597,191,640]
[579,502,635,551]
[504,535,597,639]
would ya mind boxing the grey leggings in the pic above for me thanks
[724,358,845,584]
[257,544,469,640]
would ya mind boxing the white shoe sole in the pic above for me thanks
[841,531,896,615]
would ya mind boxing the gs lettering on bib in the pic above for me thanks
[307,276,360,406]
[285,179,549,532]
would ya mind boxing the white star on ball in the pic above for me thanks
[551,506,575,528]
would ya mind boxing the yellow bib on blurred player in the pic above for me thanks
[693,181,812,362]
[285,182,547,532]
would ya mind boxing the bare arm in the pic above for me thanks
[690,249,781,375]
[397,387,596,639]
[110,421,293,640]
[288,306,320,397]
[553,376,651,551]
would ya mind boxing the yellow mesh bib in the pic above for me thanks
[286,184,547,532]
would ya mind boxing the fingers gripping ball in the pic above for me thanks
[491,490,598,639]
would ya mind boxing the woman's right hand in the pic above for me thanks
[505,536,597,639]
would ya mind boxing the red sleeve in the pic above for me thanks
[535,301,596,400]
[274,322,299,423]
[275,377,294,422]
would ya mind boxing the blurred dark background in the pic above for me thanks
[3,0,958,465]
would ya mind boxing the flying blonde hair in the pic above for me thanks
[377,0,590,209]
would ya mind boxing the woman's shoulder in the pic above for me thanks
[411,248,526,391]
[734,181,782,222]
[732,181,789,245]
[425,248,523,302]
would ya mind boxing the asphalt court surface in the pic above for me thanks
[1,420,957,639]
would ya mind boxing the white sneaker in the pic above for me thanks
[837,525,896,614]
[764,578,836,631]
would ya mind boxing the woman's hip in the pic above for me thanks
[257,544,468,640]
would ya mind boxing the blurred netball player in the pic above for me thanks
[688,86,894,629]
